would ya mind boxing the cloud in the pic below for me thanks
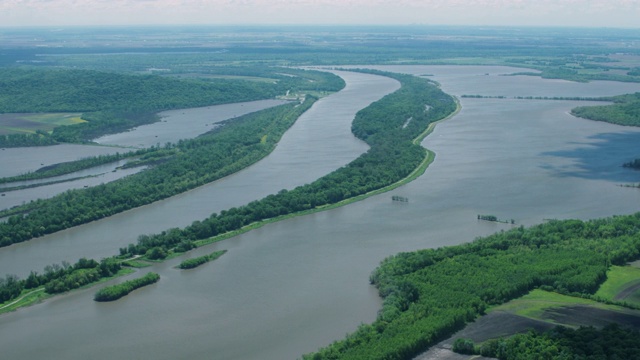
[0,0,639,27]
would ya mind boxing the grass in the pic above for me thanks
[0,289,48,314]
[121,259,153,268]
[594,265,640,305]
[0,112,84,135]
[489,289,605,320]
[24,113,86,126]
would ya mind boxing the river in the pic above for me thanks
[1,66,640,360]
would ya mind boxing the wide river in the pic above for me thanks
[2,66,640,360]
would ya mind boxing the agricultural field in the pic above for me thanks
[438,288,640,350]
[0,113,84,135]
[595,265,640,306]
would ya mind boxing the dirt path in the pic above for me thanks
[0,288,44,310]
[614,281,640,301]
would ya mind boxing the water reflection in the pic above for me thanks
[541,131,640,182]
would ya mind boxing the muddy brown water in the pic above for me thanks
[2,66,640,360]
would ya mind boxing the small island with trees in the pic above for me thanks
[178,250,227,270]
[94,272,160,302]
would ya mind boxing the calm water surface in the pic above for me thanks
[2,66,640,360]
[0,99,290,210]
[94,99,289,148]
[0,144,122,178]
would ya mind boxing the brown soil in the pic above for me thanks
[0,113,45,134]
[542,305,640,329]
[414,304,640,359]
[413,311,555,360]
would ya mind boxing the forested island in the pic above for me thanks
[178,250,227,270]
[94,272,160,302]
[304,213,640,359]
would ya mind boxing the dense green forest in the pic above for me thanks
[303,213,640,360]
[0,66,344,145]
[117,70,457,258]
[93,272,160,302]
[0,131,57,147]
[571,92,640,126]
[454,324,640,359]
[0,97,318,246]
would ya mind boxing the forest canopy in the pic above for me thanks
[304,213,640,360]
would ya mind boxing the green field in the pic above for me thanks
[595,265,640,306]
[491,289,622,320]
[0,113,84,135]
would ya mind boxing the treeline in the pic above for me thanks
[0,131,57,148]
[514,68,640,83]
[94,272,160,302]
[461,94,610,101]
[0,257,121,303]
[0,98,317,246]
[624,159,640,170]
[0,67,344,144]
[303,213,640,360]
[117,70,457,258]
[571,92,640,126]
[178,250,227,269]
[455,324,640,359]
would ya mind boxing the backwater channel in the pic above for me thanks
[0,99,289,210]
[2,66,640,359]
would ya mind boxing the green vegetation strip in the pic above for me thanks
[94,272,160,302]
[178,250,227,269]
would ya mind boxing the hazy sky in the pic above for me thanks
[1,0,639,28]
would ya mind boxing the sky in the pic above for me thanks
[1,0,639,28]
